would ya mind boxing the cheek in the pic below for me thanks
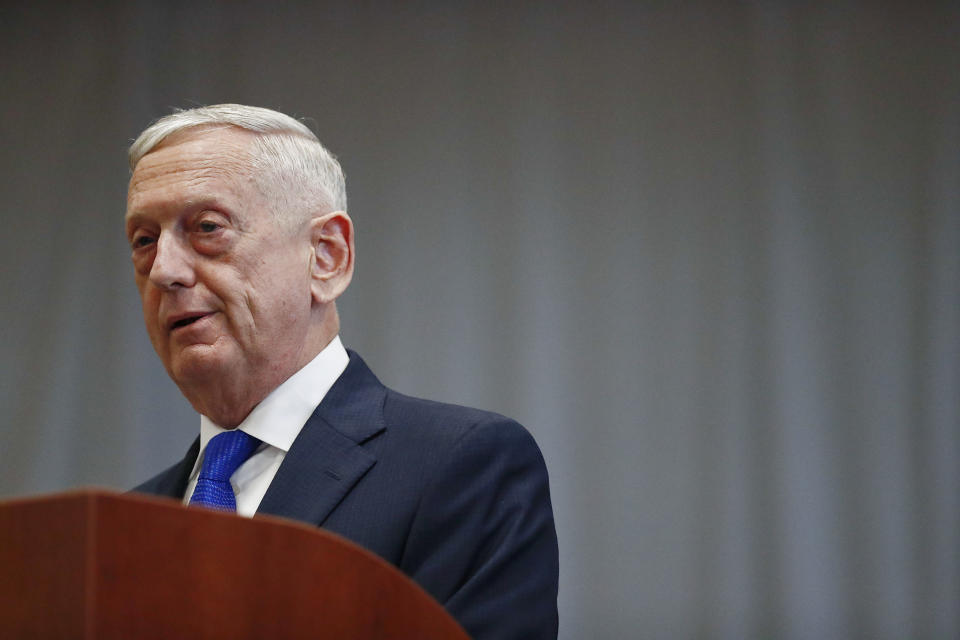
[221,249,311,327]
[255,260,309,306]
[138,290,162,332]
[133,272,148,297]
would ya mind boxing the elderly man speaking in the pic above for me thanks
[127,104,558,639]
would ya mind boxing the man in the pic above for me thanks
[127,104,558,639]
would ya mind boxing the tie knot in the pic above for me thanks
[198,430,260,483]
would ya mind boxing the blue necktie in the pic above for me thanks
[189,430,261,511]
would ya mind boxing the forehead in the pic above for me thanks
[126,128,262,220]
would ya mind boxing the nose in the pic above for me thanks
[149,232,196,289]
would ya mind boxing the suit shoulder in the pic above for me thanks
[382,388,532,443]
[382,393,559,638]
[384,390,542,464]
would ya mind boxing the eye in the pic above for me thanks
[190,213,231,254]
[131,233,155,249]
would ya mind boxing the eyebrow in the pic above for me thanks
[124,211,149,226]
[124,212,149,238]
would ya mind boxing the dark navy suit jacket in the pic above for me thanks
[134,351,559,639]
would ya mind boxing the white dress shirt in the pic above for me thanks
[183,335,350,517]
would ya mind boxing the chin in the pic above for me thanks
[167,345,233,387]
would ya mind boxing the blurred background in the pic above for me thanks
[1,2,957,638]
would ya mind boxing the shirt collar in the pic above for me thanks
[193,335,350,472]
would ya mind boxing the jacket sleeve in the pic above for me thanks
[399,418,559,640]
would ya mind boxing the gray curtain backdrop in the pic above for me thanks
[1,2,957,638]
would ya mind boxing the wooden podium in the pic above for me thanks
[0,490,469,639]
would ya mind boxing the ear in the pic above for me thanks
[309,211,354,305]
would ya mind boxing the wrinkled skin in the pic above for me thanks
[125,127,352,426]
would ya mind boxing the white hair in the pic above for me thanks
[128,104,347,222]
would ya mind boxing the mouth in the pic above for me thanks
[168,312,211,332]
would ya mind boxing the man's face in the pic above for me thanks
[125,128,315,406]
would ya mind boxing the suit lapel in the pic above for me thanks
[256,351,387,526]
[135,436,199,499]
